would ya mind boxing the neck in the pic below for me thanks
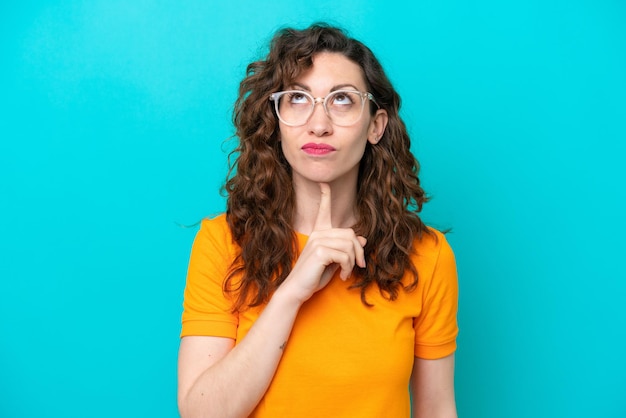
[292,179,358,235]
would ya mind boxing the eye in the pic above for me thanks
[288,92,310,104]
[330,91,356,106]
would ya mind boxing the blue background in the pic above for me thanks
[1,1,624,417]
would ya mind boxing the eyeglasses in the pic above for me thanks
[269,89,380,127]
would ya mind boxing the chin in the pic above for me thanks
[293,172,335,186]
[307,176,335,184]
[302,167,360,185]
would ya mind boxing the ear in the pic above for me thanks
[367,109,388,145]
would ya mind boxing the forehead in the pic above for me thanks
[292,52,367,92]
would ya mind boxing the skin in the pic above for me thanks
[278,53,388,234]
[177,52,457,418]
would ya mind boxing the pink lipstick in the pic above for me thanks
[302,143,336,155]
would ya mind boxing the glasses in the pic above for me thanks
[269,89,380,127]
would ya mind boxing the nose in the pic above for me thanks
[307,99,333,136]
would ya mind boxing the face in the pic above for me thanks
[277,52,387,191]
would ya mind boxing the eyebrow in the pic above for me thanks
[290,82,361,92]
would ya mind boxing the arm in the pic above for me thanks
[411,231,459,417]
[410,354,457,418]
[177,183,366,418]
[177,285,303,418]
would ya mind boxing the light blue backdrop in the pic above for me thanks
[1,1,624,417]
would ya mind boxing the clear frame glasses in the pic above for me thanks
[269,89,380,127]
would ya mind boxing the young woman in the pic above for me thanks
[178,23,459,418]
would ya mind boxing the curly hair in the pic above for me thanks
[223,23,433,310]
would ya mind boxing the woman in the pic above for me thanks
[178,23,458,418]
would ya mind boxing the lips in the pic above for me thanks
[302,143,336,155]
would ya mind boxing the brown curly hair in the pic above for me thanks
[223,23,433,310]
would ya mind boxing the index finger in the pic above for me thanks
[313,182,332,230]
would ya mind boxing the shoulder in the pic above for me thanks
[191,213,238,258]
[412,227,454,261]
[198,213,230,237]
[410,227,456,283]
[197,213,232,241]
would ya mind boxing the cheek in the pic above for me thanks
[279,133,298,165]
[279,134,290,154]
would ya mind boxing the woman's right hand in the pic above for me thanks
[281,183,367,303]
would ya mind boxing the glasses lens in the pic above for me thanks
[276,91,314,126]
[326,91,365,126]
